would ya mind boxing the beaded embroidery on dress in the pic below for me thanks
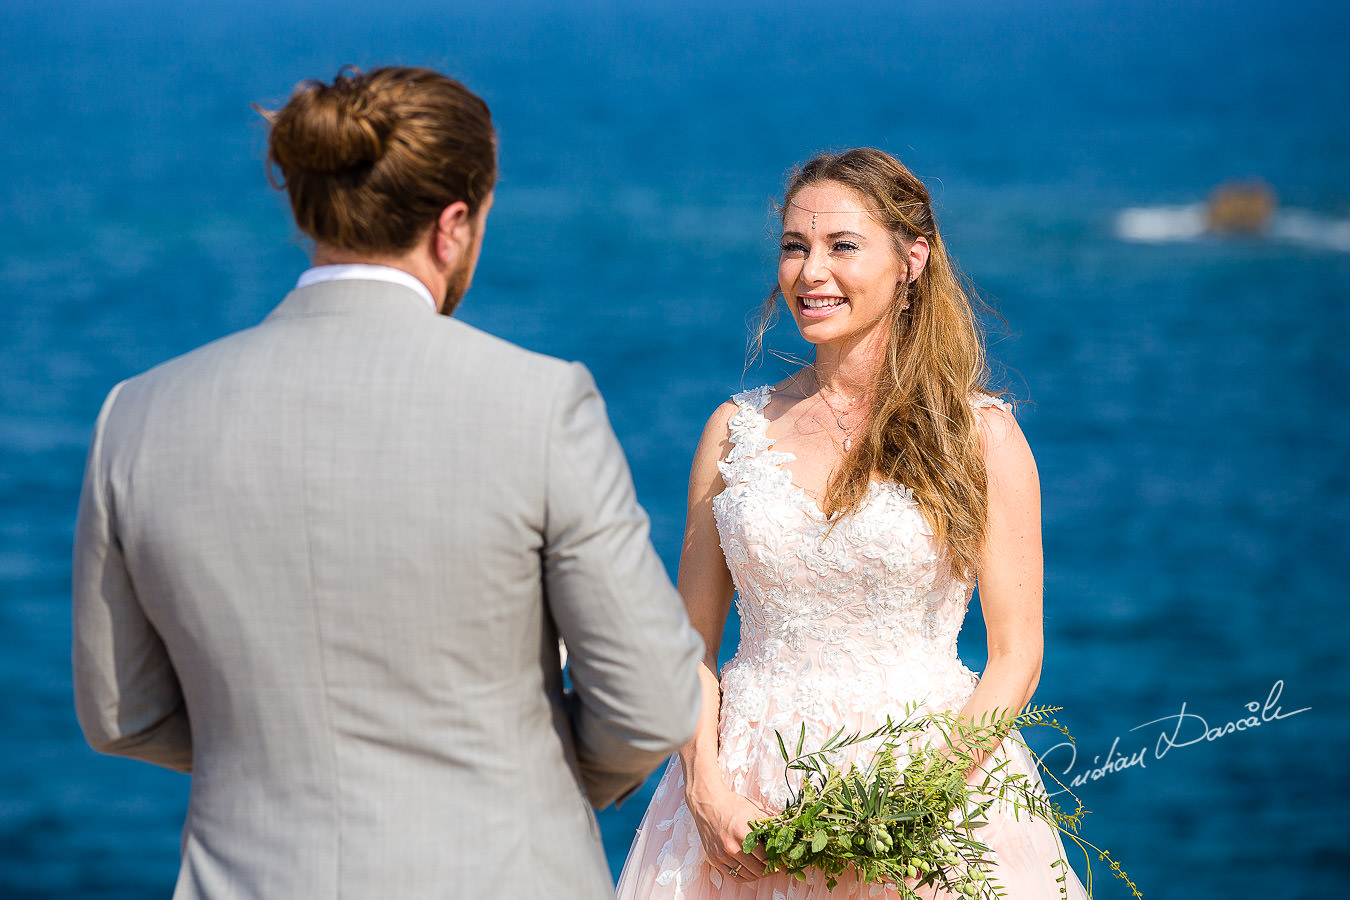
[616,387,1089,899]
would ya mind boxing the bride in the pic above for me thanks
[616,148,1089,899]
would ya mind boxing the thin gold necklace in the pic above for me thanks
[817,385,860,452]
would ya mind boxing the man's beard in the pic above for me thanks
[439,252,474,317]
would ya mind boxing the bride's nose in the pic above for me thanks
[800,246,831,286]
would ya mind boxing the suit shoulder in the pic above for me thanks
[432,317,579,384]
[112,325,265,401]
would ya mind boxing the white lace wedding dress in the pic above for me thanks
[616,386,1090,899]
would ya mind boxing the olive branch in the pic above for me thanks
[741,702,1141,898]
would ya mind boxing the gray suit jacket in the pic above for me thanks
[72,279,705,899]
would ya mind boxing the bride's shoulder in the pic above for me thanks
[713,379,781,425]
[703,398,741,436]
[696,393,746,450]
[967,391,1035,478]
[969,390,1014,433]
[692,382,778,464]
[685,396,746,491]
[968,391,1016,431]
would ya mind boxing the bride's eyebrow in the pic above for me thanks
[781,230,808,240]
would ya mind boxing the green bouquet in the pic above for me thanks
[741,704,1140,898]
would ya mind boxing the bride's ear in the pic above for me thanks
[906,236,930,283]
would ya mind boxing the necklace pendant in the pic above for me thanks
[843,437,852,452]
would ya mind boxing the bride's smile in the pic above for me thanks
[797,293,849,317]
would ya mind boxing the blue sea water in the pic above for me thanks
[2,0,1348,896]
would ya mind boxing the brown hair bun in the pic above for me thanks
[268,68,395,174]
[259,65,496,254]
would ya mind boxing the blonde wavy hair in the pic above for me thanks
[752,148,1006,583]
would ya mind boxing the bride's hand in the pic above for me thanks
[686,783,770,882]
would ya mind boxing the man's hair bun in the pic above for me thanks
[267,66,394,174]
[258,65,496,254]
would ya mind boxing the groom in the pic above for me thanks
[72,66,704,899]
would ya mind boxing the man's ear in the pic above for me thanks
[907,235,930,283]
[433,201,472,266]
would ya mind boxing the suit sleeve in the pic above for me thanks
[542,363,704,809]
[72,382,193,773]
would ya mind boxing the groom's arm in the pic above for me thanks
[542,363,704,809]
[72,382,193,773]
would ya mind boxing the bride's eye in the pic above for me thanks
[780,240,808,255]
[832,241,860,253]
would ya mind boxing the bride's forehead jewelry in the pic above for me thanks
[788,200,888,230]
[787,200,900,229]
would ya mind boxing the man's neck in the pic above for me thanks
[311,244,445,312]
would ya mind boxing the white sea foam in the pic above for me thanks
[1115,204,1350,252]
[1115,204,1208,242]
[1268,209,1350,252]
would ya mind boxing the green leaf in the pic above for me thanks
[744,709,1138,896]
[882,811,919,824]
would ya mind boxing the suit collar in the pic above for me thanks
[266,278,441,322]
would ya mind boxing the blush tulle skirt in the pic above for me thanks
[615,730,1091,900]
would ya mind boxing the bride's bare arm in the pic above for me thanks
[675,401,769,880]
[948,403,1046,774]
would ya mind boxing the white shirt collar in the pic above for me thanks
[295,264,438,312]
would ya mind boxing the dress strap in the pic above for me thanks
[730,384,772,415]
[717,385,777,486]
[726,386,774,448]
[969,391,1012,414]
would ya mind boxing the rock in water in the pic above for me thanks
[1205,180,1277,234]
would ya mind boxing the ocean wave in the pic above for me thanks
[1115,204,1209,242]
[1115,204,1350,252]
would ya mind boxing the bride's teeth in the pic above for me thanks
[803,297,846,309]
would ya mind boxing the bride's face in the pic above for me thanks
[777,181,913,350]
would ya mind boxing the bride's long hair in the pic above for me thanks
[751,148,1005,584]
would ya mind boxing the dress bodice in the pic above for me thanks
[711,385,1013,734]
